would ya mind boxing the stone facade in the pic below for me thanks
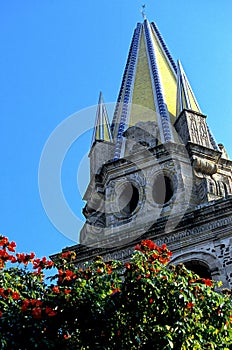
[53,196,232,288]
[52,117,232,288]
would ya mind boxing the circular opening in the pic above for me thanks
[117,182,139,216]
[153,173,173,205]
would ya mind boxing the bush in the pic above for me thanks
[0,235,231,349]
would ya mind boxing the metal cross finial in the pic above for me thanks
[141,4,146,20]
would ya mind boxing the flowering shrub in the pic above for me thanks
[0,235,231,349]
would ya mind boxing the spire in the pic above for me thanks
[110,18,215,160]
[175,60,219,151]
[176,60,201,116]
[91,92,113,147]
[111,19,178,159]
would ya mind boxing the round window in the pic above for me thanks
[117,182,139,216]
[153,173,173,205]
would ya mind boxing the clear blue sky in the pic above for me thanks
[1,1,232,258]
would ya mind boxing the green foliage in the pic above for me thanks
[0,236,231,349]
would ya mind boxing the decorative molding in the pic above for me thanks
[154,216,232,247]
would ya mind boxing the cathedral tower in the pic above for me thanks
[53,16,232,288]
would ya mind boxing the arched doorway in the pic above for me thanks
[184,260,211,279]
[170,251,223,282]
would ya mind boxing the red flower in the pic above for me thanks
[202,278,213,287]
[124,262,131,269]
[46,260,54,268]
[16,253,25,262]
[105,264,112,274]
[134,244,142,252]
[41,256,47,263]
[0,249,10,261]
[33,257,53,272]
[64,333,71,339]
[45,307,57,317]
[62,251,70,258]
[141,240,158,251]
[12,292,20,300]
[159,256,168,264]
[0,288,9,298]
[149,298,153,304]
[34,300,43,307]
[7,241,16,252]
[9,256,17,263]
[21,299,30,312]
[32,307,42,319]
[0,310,2,317]
[152,253,159,260]
[65,270,76,281]
[145,240,156,249]
[33,258,41,269]
[111,288,120,295]
[61,251,76,260]
[16,253,29,264]
[30,252,35,259]
[187,302,194,309]
[0,237,9,246]
[58,269,64,282]
[21,299,43,312]
[64,289,71,294]
[52,286,60,294]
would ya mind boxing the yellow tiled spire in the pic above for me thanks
[91,92,113,146]
[111,18,202,159]
[176,60,201,117]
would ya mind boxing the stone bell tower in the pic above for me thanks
[53,17,232,288]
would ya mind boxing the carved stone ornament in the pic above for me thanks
[193,156,217,176]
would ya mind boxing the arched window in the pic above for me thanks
[184,260,212,279]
